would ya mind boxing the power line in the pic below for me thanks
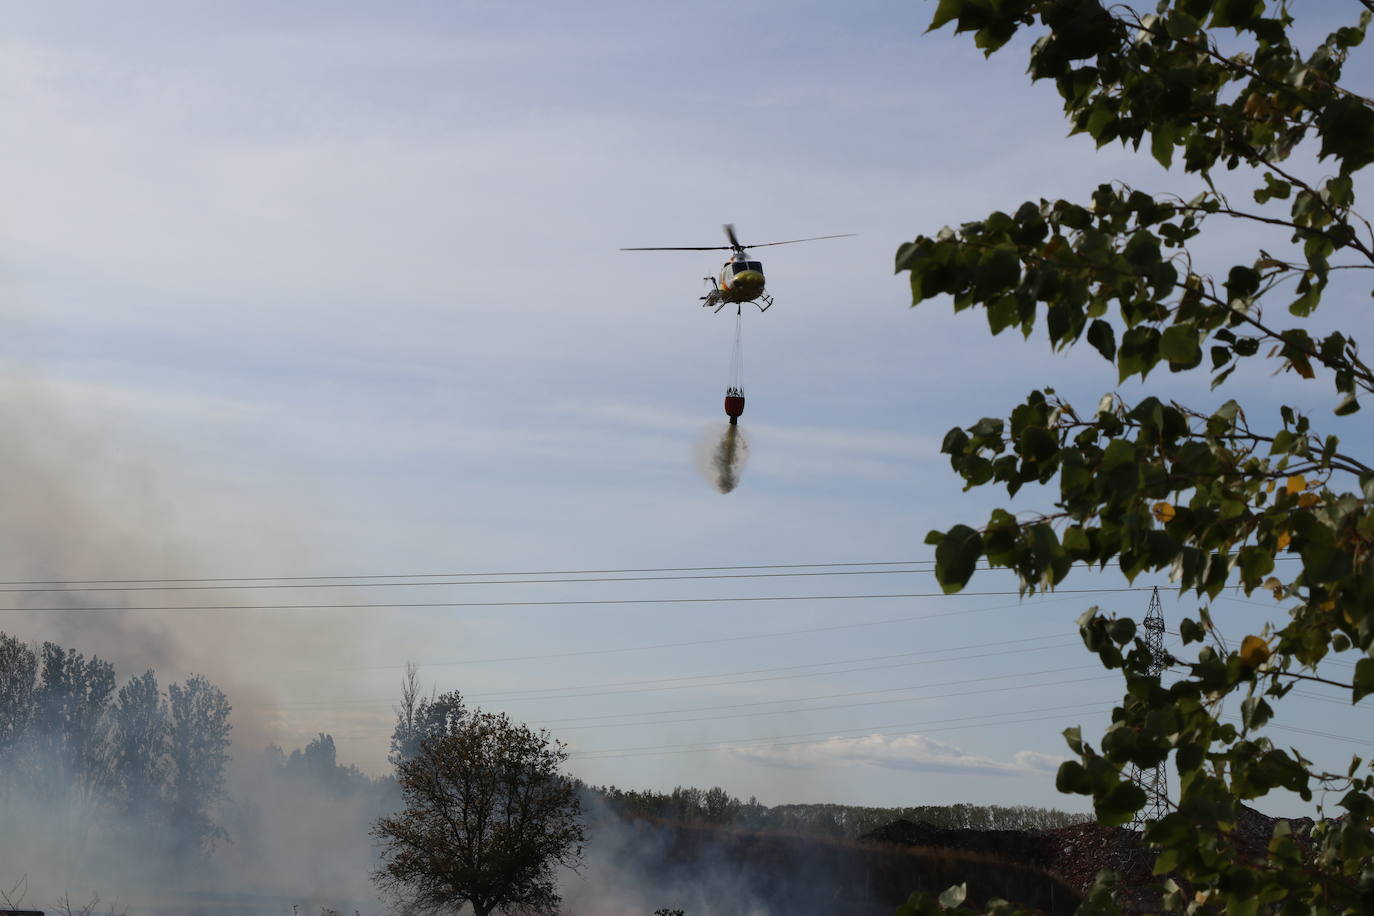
[0,567,943,595]
[1292,689,1362,707]
[0,586,1160,614]
[466,634,1077,701]
[521,645,1086,708]
[0,555,1302,591]
[0,560,933,588]
[252,634,1083,710]
[1220,717,1374,749]
[297,667,1113,739]
[530,665,1106,728]
[272,595,1100,672]
[1262,721,1374,747]
[545,674,1113,732]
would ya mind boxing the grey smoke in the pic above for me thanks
[0,381,387,912]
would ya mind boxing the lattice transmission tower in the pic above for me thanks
[1130,586,1169,829]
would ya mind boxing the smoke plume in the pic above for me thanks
[0,378,388,912]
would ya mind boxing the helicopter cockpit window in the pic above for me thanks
[733,261,762,274]
[748,261,762,271]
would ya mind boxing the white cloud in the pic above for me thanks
[1012,750,1067,775]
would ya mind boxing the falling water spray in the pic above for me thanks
[707,423,749,493]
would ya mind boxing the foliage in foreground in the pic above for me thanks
[901,0,1374,912]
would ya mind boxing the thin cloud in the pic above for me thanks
[731,733,1064,777]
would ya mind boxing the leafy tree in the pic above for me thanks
[110,670,170,818]
[0,634,36,768]
[372,710,584,916]
[900,0,1374,912]
[282,732,372,796]
[167,674,232,854]
[28,642,115,798]
[389,664,468,770]
[389,688,467,767]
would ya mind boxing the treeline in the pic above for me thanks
[261,732,377,797]
[583,783,1085,838]
[0,631,232,856]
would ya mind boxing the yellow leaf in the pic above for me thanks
[1264,480,1275,493]
[1298,492,1321,508]
[1152,502,1176,523]
[1240,635,1272,667]
[1319,599,1337,613]
[1289,355,1315,379]
[1286,475,1306,495]
[1276,531,1291,550]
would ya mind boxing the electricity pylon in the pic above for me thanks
[1130,586,1169,829]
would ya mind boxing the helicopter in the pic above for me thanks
[621,224,854,313]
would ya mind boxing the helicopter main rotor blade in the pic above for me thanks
[739,233,857,249]
[620,231,856,252]
[620,245,736,251]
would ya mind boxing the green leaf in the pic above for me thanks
[1180,618,1206,643]
[1153,846,1181,874]
[1241,695,1273,730]
[1160,324,1201,367]
[933,524,983,593]
[1318,96,1374,172]
[1082,321,1115,359]
[928,0,963,31]
[1151,122,1175,169]
[1210,0,1263,29]
[1057,760,1090,794]
[1238,546,1274,585]
[1109,617,1137,644]
[975,244,1021,297]
[1123,230,1161,268]
[1354,659,1374,704]
[1300,541,1351,583]
[1063,725,1085,753]
[1095,778,1147,826]
[1225,265,1261,303]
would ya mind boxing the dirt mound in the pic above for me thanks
[863,804,1314,912]
[862,819,1050,869]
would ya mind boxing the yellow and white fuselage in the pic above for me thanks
[704,257,771,311]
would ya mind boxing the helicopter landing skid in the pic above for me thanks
[700,279,725,312]
[699,283,773,313]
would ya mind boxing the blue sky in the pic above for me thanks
[2,1,1372,813]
